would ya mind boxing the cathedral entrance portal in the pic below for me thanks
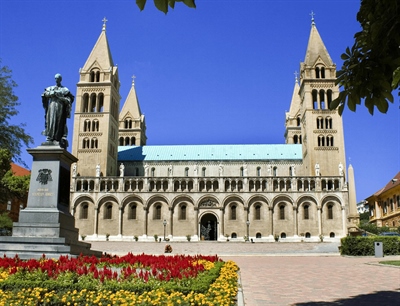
[200,213,218,241]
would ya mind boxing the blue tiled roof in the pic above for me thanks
[118,144,302,162]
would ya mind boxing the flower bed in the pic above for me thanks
[0,253,238,305]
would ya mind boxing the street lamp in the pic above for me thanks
[246,220,250,241]
[163,219,167,240]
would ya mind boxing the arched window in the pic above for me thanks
[125,137,130,146]
[255,204,261,220]
[104,203,112,219]
[319,90,325,109]
[230,205,237,220]
[327,204,333,219]
[151,168,155,177]
[312,90,318,109]
[91,138,98,149]
[289,166,293,176]
[231,233,237,238]
[330,232,335,238]
[90,71,95,82]
[93,120,99,132]
[82,138,90,149]
[202,167,206,177]
[80,203,88,219]
[179,205,187,220]
[305,232,311,238]
[327,135,334,147]
[240,167,244,177]
[325,117,332,129]
[89,93,96,112]
[315,67,320,78]
[327,90,333,108]
[124,118,132,129]
[98,93,104,112]
[318,135,325,147]
[95,71,100,82]
[293,135,298,144]
[317,117,324,129]
[82,93,89,112]
[185,167,189,177]
[280,232,286,239]
[256,233,262,238]
[273,166,277,177]
[154,204,161,220]
[128,204,137,220]
[296,117,301,126]
[299,135,302,144]
[304,204,309,220]
[119,137,124,146]
[320,67,325,78]
[256,167,261,177]
[279,204,285,220]
[130,137,136,146]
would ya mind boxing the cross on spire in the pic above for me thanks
[310,11,316,26]
[131,75,136,85]
[294,71,299,83]
[102,17,108,31]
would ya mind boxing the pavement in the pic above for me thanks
[89,241,400,306]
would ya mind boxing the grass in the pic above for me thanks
[379,260,400,266]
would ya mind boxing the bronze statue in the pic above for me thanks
[41,73,74,148]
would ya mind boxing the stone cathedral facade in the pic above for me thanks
[70,21,358,242]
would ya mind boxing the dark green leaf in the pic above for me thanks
[136,0,147,11]
[154,0,168,13]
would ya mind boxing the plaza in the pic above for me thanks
[90,241,400,305]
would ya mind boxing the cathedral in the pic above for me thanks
[70,19,359,242]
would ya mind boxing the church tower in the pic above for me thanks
[118,78,147,146]
[287,17,346,177]
[72,20,120,177]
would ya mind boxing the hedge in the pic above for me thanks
[340,236,400,256]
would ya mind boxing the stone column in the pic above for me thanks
[293,206,298,237]
[220,208,224,238]
[118,206,123,237]
[93,207,98,237]
[144,208,148,236]
[169,207,173,237]
[269,206,274,236]
[341,206,347,236]
[317,206,322,236]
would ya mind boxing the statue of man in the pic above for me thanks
[41,74,74,148]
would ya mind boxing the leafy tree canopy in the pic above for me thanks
[136,0,196,14]
[0,149,30,204]
[332,0,400,115]
[0,60,33,164]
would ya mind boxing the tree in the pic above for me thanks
[0,60,33,164]
[136,0,196,14]
[332,0,400,115]
[0,149,30,204]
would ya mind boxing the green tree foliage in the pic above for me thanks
[0,60,33,164]
[332,0,400,115]
[136,0,196,14]
[0,149,30,204]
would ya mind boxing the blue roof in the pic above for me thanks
[118,144,302,162]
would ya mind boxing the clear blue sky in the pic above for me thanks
[1,0,399,203]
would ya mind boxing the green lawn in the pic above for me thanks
[379,260,400,266]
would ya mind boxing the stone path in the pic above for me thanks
[89,241,400,305]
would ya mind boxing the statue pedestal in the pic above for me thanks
[0,146,102,259]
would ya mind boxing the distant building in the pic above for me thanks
[357,200,369,214]
[367,172,400,228]
[0,164,30,222]
[69,19,358,242]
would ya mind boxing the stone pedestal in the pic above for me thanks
[0,146,102,259]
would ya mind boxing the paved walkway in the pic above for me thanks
[89,241,400,305]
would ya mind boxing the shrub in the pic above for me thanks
[340,236,400,256]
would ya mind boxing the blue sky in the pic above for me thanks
[1,0,399,203]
